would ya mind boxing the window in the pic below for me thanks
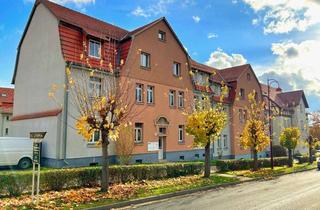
[135,123,143,143]
[89,40,101,58]
[6,116,9,121]
[140,52,150,68]
[178,125,184,142]
[89,130,100,143]
[223,135,228,148]
[217,136,221,148]
[135,84,143,103]
[173,62,181,76]
[158,30,166,41]
[89,77,102,97]
[179,155,185,160]
[169,90,176,107]
[300,103,303,112]
[178,91,184,108]
[5,128,8,136]
[146,85,154,104]
[239,109,246,123]
[240,88,245,100]
[247,73,251,80]
[1,93,7,97]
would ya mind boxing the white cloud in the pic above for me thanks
[131,0,175,17]
[192,15,200,23]
[131,6,150,17]
[205,48,247,69]
[252,18,259,25]
[207,33,218,39]
[256,39,320,110]
[232,0,238,4]
[242,0,320,34]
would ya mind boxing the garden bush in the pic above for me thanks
[0,162,203,197]
[216,157,289,172]
[272,145,287,157]
[294,155,316,164]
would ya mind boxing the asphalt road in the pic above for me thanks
[120,169,320,210]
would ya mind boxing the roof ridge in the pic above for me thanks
[39,0,128,33]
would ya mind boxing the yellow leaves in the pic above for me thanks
[280,127,300,150]
[75,116,94,141]
[80,53,84,60]
[240,119,270,152]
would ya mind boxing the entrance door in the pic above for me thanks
[158,136,166,160]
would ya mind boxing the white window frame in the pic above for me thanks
[89,39,101,58]
[89,130,100,144]
[169,90,175,107]
[136,84,143,103]
[178,91,184,108]
[240,88,245,100]
[217,136,221,148]
[158,30,166,41]
[135,123,143,143]
[178,125,184,142]
[223,135,228,148]
[89,76,102,97]
[173,62,181,76]
[140,52,150,68]
[147,85,154,104]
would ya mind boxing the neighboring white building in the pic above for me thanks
[0,87,14,137]
[262,85,309,154]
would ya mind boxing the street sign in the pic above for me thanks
[32,142,41,164]
[30,132,46,139]
[30,131,46,206]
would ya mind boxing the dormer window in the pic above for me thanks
[89,39,101,58]
[158,30,166,41]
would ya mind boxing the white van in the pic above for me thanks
[0,137,33,169]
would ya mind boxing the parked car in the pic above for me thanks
[0,137,33,169]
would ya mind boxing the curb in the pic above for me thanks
[86,180,254,210]
[86,167,317,210]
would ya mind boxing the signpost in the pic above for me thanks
[30,132,46,205]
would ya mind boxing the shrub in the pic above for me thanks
[294,155,316,164]
[216,157,289,172]
[0,162,203,197]
[272,145,287,157]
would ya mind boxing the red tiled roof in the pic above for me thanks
[39,0,128,40]
[0,87,14,105]
[219,64,250,82]
[277,90,309,108]
[190,59,225,84]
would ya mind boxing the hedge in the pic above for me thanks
[0,162,203,197]
[295,155,316,164]
[216,157,289,172]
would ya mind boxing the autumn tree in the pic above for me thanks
[115,124,135,165]
[49,34,137,192]
[307,112,320,163]
[186,85,228,178]
[280,127,300,167]
[240,91,269,171]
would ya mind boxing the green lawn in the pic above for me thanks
[225,163,317,179]
[0,174,239,210]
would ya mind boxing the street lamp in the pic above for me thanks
[267,79,282,170]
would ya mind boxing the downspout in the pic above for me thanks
[62,64,69,165]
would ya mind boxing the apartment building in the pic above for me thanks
[0,87,14,136]
[11,0,287,167]
[261,85,309,154]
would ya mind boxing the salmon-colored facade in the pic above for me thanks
[11,0,271,167]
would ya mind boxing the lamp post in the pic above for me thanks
[267,79,281,170]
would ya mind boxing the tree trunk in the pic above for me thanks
[288,148,293,167]
[204,142,211,178]
[252,149,258,171]
[101,136,109,192]
[309,145,313,164]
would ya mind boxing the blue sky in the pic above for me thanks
[1,0,320,110]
